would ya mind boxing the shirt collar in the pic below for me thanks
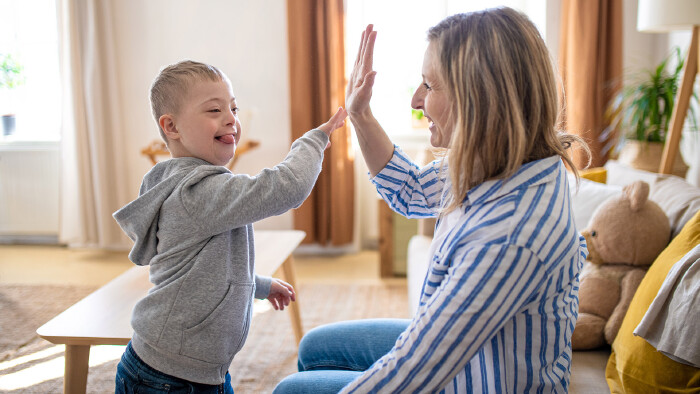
[463,156,562,207]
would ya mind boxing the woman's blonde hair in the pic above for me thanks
[428,8,589,212]
[150,60,226,142]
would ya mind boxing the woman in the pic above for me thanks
[275,7,589,393]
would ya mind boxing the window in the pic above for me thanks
[345,0,547,139]
[0,0,61,141]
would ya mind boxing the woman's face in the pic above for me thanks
[411,42,453,148]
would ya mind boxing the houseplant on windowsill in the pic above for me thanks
[606,47,698,177]
[0,54,25,137]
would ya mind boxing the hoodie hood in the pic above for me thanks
[113,157,227,265]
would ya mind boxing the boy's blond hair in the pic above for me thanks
[427,8,590,213]
[150,60,226,143]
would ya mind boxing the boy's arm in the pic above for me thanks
[254,274,272,299]
[179,109,347,236]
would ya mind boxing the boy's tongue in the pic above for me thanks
[217,134,235,144]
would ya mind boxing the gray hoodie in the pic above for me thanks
[113,129,328,384]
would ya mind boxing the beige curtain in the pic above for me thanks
[287,0,355,246]
[58,0,131,249]
[559,0,623,168]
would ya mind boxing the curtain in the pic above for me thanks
[559,0,623,168]
[287,0,355,246]
[57,0,131,249]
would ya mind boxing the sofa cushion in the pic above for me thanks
[605,209,700,392]
[650,176,700,238]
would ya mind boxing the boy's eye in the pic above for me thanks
[209,109,221,113]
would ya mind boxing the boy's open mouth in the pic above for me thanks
[216,134,235,144]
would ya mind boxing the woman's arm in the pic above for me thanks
[346,24,394,177]
[372,147,444,217]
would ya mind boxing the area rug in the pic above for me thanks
[0,282,409,393]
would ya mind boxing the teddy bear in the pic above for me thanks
[571,180,671,350]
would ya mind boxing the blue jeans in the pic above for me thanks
[273,319,410,394]
[115,341,234,394]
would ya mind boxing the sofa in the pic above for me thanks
[406,160,700,393]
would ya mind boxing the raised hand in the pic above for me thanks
[316,107,348,149]
[316,107,348,137]
[346,24,377,118]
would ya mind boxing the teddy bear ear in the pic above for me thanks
[622,180,650,212]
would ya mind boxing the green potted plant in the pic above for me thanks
[606,47,698,176]
[0,53,25,136]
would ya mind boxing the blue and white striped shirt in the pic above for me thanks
[343,147,587,393]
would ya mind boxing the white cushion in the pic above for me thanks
[568,175,622,231]
[605,160,662,187]
[407,235,432,315]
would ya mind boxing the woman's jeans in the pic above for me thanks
[115,341,234,394]
[273,319,411,394]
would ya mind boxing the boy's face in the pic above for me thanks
[163,78,241,166]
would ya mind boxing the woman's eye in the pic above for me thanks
[423,83,431,91]
[231,107,239,114]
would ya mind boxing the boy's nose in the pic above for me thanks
[225,111,236,126]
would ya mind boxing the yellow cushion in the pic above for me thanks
[580,167,607,184]
[606,209,700,392]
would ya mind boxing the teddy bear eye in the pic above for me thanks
[591,230,597,237]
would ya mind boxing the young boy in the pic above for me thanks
[113,60,346,393]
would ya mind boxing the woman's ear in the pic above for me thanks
[159,114,180,140]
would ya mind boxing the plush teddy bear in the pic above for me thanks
[571,180,671,350]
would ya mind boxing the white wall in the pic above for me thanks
[111,0,293,230]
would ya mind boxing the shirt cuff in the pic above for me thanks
[254,274,272,299]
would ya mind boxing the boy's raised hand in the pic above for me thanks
[267,278,296,311]
[316,107,348,149]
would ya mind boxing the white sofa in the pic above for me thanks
[406,160,700,393]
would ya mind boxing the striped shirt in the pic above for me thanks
[342,147,588,394]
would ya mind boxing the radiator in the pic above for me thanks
[0,141,60,241]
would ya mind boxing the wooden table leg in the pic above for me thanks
[64,344,90,394]
[281,256,303,345]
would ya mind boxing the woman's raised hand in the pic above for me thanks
[346,24,377,118]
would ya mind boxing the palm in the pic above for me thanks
[346,25,377,116]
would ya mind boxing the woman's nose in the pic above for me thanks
[411,87,424,110]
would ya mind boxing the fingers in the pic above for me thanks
[361,71,377,91]
[330,107,348,127]
[362,30,377,76]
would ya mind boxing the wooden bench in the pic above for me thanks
[37,230,306,394]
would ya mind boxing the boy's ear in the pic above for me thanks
[159,114,180,140]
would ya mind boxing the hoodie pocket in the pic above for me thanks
[180,283,253,364]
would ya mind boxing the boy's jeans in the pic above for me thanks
[115,341,234,394]
[273,319,410,394]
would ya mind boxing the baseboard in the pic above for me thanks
[0,234,61,245]
[294,243,360,255]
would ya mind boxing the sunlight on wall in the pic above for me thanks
[345,0,546,139]
[0,345,125,391]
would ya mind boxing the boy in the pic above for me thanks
[113,60,346,393]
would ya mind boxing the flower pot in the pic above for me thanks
[618,140,688,178]
[2,114,16,136]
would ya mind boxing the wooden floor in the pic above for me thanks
[0,244,405,287]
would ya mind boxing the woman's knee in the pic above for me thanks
[274,371,360,394]
[297,319,410,372]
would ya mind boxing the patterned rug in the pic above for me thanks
[0,282,409,393]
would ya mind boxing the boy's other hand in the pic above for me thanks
[267,278,296,311]
[317,107,348,149]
